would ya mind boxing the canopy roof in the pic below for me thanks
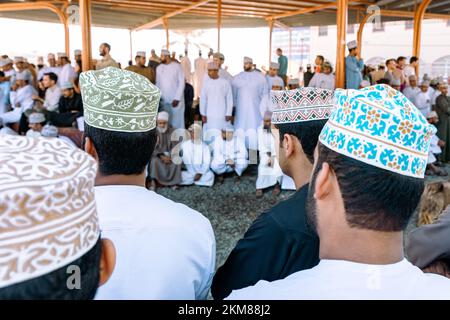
[1,0,450,30]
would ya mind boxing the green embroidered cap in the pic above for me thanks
[79,66,161,132]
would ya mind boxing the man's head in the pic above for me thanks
[386,58,396,71]
[14,57,25,71]
[287,79,299,90]
[409,75,417,88]
[306,64,312,72]
[213,52,225,67]
[156,111,169,133]
[410,56,419,67]
[28,112,46,131]
[309,84,435,252]
[207,62,219,80]
[271,79,284,91]
[61,82,75,98]
[57,53,69,66]
[74,49,82,62]
[99,43,111,57]
[135,51,146,67]
[270,87,334,178]
[420,81,430,93]
[15,71,31,87]
[160,50,171,64]
[268,62,279,77]
[79,67,161,178]
[276,48,282,57]
[347,40,358,56]
[440,83,448,96]
[0,136,115,299]
[322,61,332,75]
[222,125,235,141]
[390,77,401,91]
[263,111,272,130]
[188,123,202,143]
[42,72,58,89]
[315,55,324,67]
[47,53,56,67]
[397,56,407,68]
[243,57,253,72]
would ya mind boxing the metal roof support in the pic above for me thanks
[336,0,348,89]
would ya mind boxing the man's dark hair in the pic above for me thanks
[84,124,157,176]
[377,78,390,85]
[43,72,58,84]
[0,238,102,299]
[311,143,424,231]
[275,119,327,164]
[276,48,282,53]
[410,56,419,64]
[397,56,406,63]
[385,58,395,67]
[0,71,4,77]
[316,55,324,62]
[101,43,111,51]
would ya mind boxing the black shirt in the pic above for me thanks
[211,184,320,300]
[304,71,314,87]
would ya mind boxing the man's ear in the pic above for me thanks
[314,162,333,200]
[99,238,116,287]
[84,137,99,161]
[284,134,302,159]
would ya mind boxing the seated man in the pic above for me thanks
[255,111,282,198]
[48,82,83,127]
[425,111,447,176]
[148,111,182,191]
[32,72,61,112]
[287,78,299,90]
[227,84,450,299]
[0,136,115,299]
[26,112,46,138]
[180,123,215,187]
[211,124,248,184]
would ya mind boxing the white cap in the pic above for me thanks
[390,77,401,86]
[157,111,169,121]
[136,51,146,58]
[57,52,68,59]
[47,53,56,59]
[74,49,82,56]
[243,56,253,64]
[161,49,170,56]
[14,56,24,64]
[427,111,438,119]
[60,82,74,90]
[28,113,46,124]
[16,70,31,81]
[288,78,299,85]
[223,123,235,132]
[270,62,280,69]
[347,40,358,49]
[41,124,58,137]
[37,56,44,65]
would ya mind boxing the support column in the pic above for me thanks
[129,29,133,62]
[79,0,92,71]
[413,0,432,76]
[217,0,222,52]
[288,29,292,76]
[335,0,348,89]
[268,18,274,66]
[163,18,170,50]
[356,12,374,60]
[64,16,70,56]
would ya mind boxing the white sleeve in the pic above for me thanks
[200,83,207,116]
[174,65,185,101]
[225,81,233,117]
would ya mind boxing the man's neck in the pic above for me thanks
[95,172,146,188]
[290,160,313,191]
[320,229,404,265]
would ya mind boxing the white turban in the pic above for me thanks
[157,111,169,122]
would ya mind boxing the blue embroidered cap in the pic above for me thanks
[319,84,436,178]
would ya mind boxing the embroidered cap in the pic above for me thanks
[271,87,334,124]
[319,84,436,178]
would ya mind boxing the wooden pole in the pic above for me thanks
[288,29,292,76]
[268,18,274,67]
[64,15,70,56]
[163,18,170,50]
[79,0,93,71]
[217,0,222,52]
[129,29,133,63]
[335,0,348,89]
[356,12,374,60]
[413,0,432,76]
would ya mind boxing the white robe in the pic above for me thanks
[256,128,282,189]
[413,91,432,117]
[1,85,35,124]
[180,56,193,85]
[226,259,450,300]
[232,71,267,150]
[308,73,335,90]
[94,185,216,300]
[259,94,277,119]
[58,64,77,85]
[156,62,186,129]
[219,68,234,83]
[402,86,420,103]
[200,77,233,135]
[428,134,442,164]
[194,57,208,99]
[211,136,248,176]
[180,140,215,187]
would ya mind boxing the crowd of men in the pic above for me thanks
[1,40,450,300]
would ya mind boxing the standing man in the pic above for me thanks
[232,56,268,151]
[414,80,432,117]
[95,43,119,70]
[227,84,450,300]
[57,53,77,85]
[38,53,61,81]
[213,52,233,83]
[436,83,450,162]
[265,62,284,92]
[345,40,364,89]
[148,49,161,72]
[212,87,333,300]
[180,50,193,85]
[314,55,325,74]
[80,67,215,299]
[156,49,186,129]
[404,56,419,83]
[276,48,288,86]
[200,62,233,139]
[125,51,155,84]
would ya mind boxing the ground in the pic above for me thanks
[157,164,450,270]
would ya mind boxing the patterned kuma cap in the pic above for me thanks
[0,136,100,288]
[319,84,436,178]
[270,87,335,124]
[79,66,161,132]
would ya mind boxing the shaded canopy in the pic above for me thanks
[2,0,450,30]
